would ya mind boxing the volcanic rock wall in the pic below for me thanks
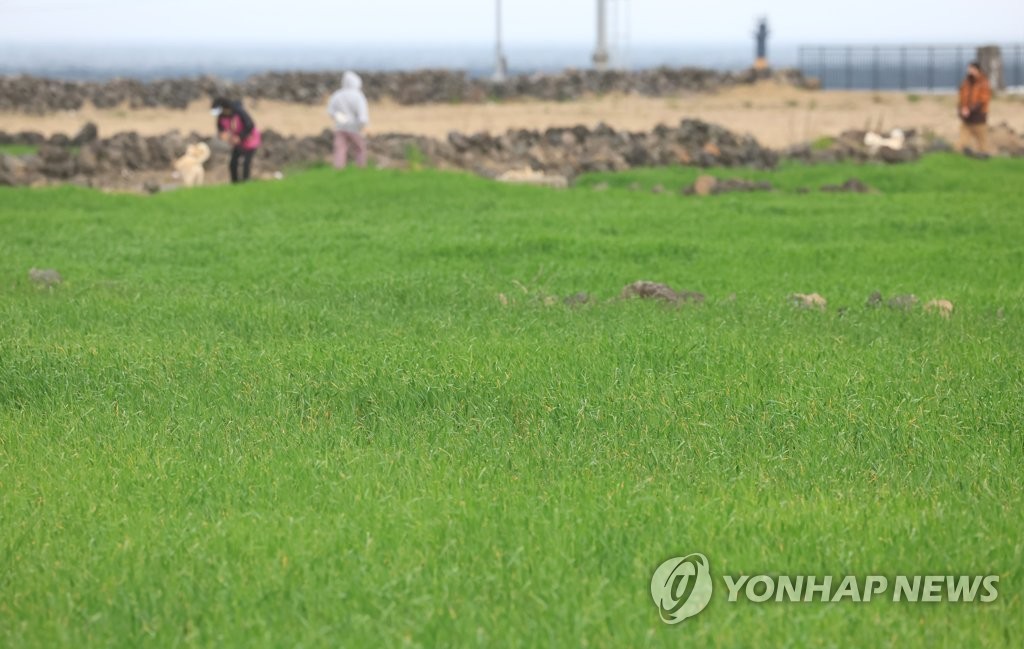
[0,68,818,114]
[0,118,781,188]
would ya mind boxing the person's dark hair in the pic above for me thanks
[968,61,982,71]
[211,97,232,110]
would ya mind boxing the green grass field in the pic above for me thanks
[1,155,1022,647]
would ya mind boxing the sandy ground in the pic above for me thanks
[3,82,1023,149]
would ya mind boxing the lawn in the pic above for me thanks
[1,155,1022,647]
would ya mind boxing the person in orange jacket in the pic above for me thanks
[957,62,992,155]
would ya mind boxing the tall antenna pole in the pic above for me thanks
[493,0,508,81]
[593,0,610,71]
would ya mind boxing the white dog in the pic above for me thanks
[173,142,211,187]
[864,129,905,153]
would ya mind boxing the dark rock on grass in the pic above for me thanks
[789,292,827,310]
[923,299,954,318]
[713,178,773,194]
[620,281,704,304]
[28,267,62,288]
[142,180,161,194]
[820,178,873,193]
[676,290,706,303]
[866,291,883,307]
[887,294,918,310]
[621,281,678,302]
[687,174,717,196]
[682,175,772,196]
[563,292,592,306]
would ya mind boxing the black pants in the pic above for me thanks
[230,147,255,183]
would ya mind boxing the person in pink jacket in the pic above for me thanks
[326,72,370,169]
[211,97,261,183]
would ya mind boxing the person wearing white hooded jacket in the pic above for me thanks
[327,71,370,168]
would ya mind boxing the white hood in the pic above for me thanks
[342,71,362,91]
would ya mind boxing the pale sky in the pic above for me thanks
[1,0,1022,46]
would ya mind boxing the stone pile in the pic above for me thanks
[445,119,778,178]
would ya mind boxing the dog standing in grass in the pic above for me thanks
[173,142,211,187]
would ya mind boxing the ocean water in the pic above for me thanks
[0,43,798,81]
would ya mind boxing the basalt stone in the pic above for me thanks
[821,178,873,193]
[877,146,919,164]
[620,281,704,304]
[0,156,15,186]
[28,268,63,288]
[563,292,593,306]
[71,122,99,146]
[75,144,100,174]
[887,294,919,310]
[688,175,717,196]
[711,178,773,194]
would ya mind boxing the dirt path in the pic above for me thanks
[3,82,1023,148]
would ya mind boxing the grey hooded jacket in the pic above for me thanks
[327,71,370,133]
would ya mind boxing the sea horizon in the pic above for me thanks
[0,42,800,81]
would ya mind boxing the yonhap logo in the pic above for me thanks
[650,553,713,624]
[650,552,1000,625]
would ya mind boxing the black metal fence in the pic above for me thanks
[798,44,1024,90]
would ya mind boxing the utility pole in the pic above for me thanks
[493,0,508,82]
[593,0,610,71]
